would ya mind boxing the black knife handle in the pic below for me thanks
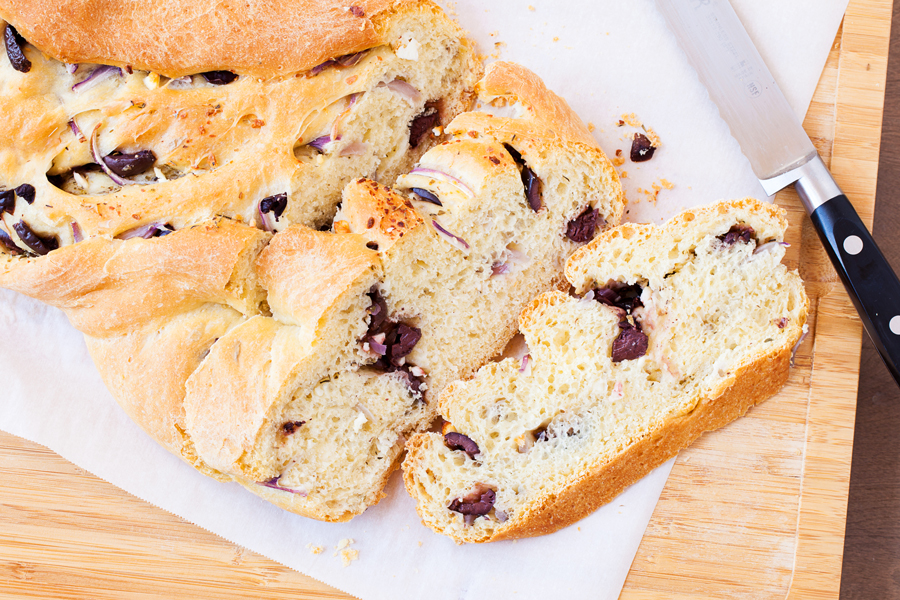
[809,194,900,384]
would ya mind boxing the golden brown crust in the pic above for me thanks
[0,0,435,78]
[257,224,381,327]
[84,304,243,464]
[450,61,597,148]
[0,220,269,337]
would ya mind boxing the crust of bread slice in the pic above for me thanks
[0,0,441,78]
[403,198,809,542]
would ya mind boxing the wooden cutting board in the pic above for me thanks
[0,1,890,597]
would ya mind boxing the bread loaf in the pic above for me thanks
[0,0,625,521]
[403,199,809,542]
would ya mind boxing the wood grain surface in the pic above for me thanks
[840,1,900,598]
[0,2,891,599]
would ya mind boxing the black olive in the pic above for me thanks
[201,71,238,85]
[4,25,30,73]
[103,151,157,178]
[12,221,58,255]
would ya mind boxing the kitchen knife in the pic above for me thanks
[656,0,900,385]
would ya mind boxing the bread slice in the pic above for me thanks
[0,61,624,521]
[403,198,810,542]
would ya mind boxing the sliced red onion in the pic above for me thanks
[432,220,470,250]
[491,262,511,276]
[790,325,809,367]
[68,119,86,142]
[257,202,278,232]
[355,402,376,422]
[71,222,84,243]
[339,141,369,156]
[336,51,366,67]
[752,241,790,255]
[580,290,596,303]
[309,59,337,76]
[330,93,363,141]
[258,477,307,496]
[408,168,475,199]
[308,135,332,152]
[90,125,149,186]
[166,75,194,89]
[519,354,531,373]
[384,78,423,104]
[494,510,509,523]
[65,63,78,74]
[72,65,122,93]
[369,339,388,355]
[116,222,169,240]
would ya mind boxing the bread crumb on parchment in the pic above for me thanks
[306,543,324,555]
[334,538,359,566]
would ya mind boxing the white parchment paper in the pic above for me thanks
[0,0,848,598]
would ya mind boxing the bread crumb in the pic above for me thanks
[620,170,628,179]
[552,36,560,42]
[417,541,423,547]
[333,539,359,567]
[306,543,323,555]
[645,127,662,149]
[341,548,359,567]
[528,5,535,10]
[620,113,642,128]
[660,178,674,190]
[587,122,596,133]
[619,113,662,149]
[336,538,354,551]
[612,156,625,167]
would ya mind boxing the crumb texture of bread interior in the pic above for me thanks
[403,198,809,542]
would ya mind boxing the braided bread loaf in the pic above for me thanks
[0,0,624,520]
[403,199,809,541]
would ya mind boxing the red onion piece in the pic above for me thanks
[257,202,278,232]
[519,354,531,373]
[166,75,193,89]
[752,241,790,255]
[385,78,423,104]
[258,477,307,496]
[116,222,166,240]
[90,125,149,186]
[72,65,122,93]
[68,119,85,142]
[330,93,363,141]
[494,510,509,523]
[409,168,475,198]
[339,141,369,156]
[491,262,511,276]
[71,222,84,243]
[336,51,366,67]
[790,326,809,367]
[355,402,376,422]
[308,135,332,151]
[65,63,78,74]
[369,339,388,355]
[432,220,470,250]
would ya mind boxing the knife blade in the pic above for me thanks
[656,0,900,385]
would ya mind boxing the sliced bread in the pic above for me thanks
[403,198,809,542]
